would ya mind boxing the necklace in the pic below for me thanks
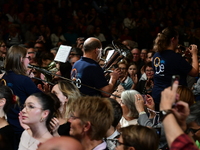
[27,130,49,149]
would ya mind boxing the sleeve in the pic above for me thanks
[91,65,108,89]
[138,113,154,127]
[177,55,192,74]
[170,134,198,150]
[23,76,41,95]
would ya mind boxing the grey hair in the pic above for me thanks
[121,90,140,118]
[186,102,200,125]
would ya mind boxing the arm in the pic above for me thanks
[160,81,192,148]
[100,69,120,97]
[188,44,199,77]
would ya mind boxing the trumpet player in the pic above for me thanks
[71,37,120,97]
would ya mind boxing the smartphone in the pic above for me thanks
[142,94,147,103]
[171,75,180,86]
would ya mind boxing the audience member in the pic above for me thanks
[0,85,15,150]
[119,90,140,128]
[37,136,83,150]
[115,125,159,150]
[18,92,60,150]
[68,96,113,150]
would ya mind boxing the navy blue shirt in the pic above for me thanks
[71,57,108,96]
[3,71,41,133]
[152,50,192,104]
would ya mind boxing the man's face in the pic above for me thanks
[188,121,200,142]
[131,48,140,62]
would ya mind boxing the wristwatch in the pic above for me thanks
[159,109,173,122]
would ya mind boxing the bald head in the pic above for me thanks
[37,136,83,150]
[83,37,102,53]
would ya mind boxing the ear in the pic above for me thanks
[83,121,91,132]
[127,147,135,150]
[0,98,6,107]
[42,110,50,120]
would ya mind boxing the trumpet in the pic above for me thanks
[177,45,192,58]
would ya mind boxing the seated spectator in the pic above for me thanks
[37,136,83,150]
[50,80,81,136]
[68,96,113,150]
[18,92,60,150]
[118,60,134,90]
[135,62,154,95]
[0,85,15,150]
[186,102,200,148]
[115,125,159,150]
[119,90,140,127]
[159,81,198,149]
[106,98,123,150]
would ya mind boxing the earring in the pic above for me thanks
[40,117,44,122]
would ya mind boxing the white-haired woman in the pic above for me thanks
[119,90,140,127]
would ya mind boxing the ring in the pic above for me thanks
[138,98,140,100]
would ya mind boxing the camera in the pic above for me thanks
[153,127,161,138]
[142,94,147,103]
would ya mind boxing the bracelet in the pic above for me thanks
[159,109,173,122]
[139,111,146,115]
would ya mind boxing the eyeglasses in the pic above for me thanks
[145,69,154,72]
[118,67,127,70]
[68,113,80,120]
[24,56,31,61]
[107,139,134,147]
[187,128,200,134]
[21,104,43,111]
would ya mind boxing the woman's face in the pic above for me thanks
[118,64,127,77]
[128,65,137,76]
[145,66,154,79]
[21,96,46,125]
[51,84,68,112]
[0,43,7,56]
[115,135,125,150]
[119,99,129,117]
[23,53,30,69]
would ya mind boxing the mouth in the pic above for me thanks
[22,116,27,119]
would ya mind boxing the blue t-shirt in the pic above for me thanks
[152,50,192,104]
[3,71,41,133]
[71,57,108,96]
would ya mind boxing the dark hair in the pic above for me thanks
[31,92,60,131]
[70,47,83,56]
[143,62,153,71]
[0,85,13,113]
[153,27,178,53]
[120,125,159,150]
[187,101,200,125]
[5,45,27,75]
[108,98,122,128]
[83,38,102,53]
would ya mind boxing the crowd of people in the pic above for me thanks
[1,0,200,150]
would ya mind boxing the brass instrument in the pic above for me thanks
[102,40,132,73]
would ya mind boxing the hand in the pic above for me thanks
[130,74,138,84]
[134,94,145,113]
[160,81,179,111]
[110,68,120,81]
[50,117,60,136]
[189,44,198,56]
[171,101,190,131]
[145,94,155,110]
[37,83,51,93]
[18,111,30,130]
